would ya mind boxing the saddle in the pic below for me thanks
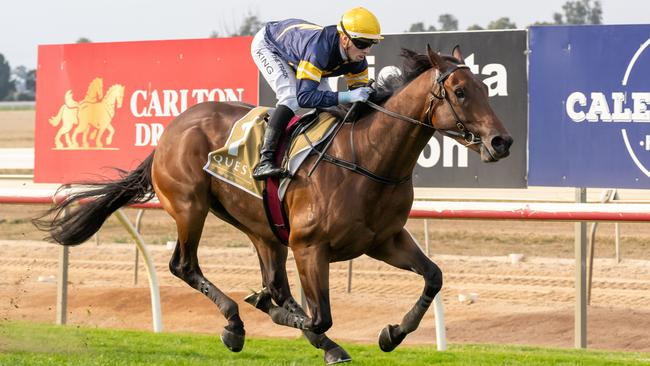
[203,106,342,244]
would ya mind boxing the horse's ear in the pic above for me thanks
[426,44,445,70]
[452,45,465,63]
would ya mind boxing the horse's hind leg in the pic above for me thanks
[166,199,245,352]
[367,228,443,352]
[246,237,351,364]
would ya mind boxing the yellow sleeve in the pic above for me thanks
[296,60,323,82]
[345,69,369,88]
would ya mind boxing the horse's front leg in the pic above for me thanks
[367,228,443,352]
[249,243,332,334]
[291,244,332,334]
[246,237,350,364]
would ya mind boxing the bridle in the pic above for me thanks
[366,64,482,146]
[307,63,483,185]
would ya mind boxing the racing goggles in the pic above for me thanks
[350,37,378,50]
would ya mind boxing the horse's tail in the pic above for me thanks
[32,152,156,246]
[49,105,65,126]
[64,90,79,108]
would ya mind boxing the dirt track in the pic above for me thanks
[3,240,650,352]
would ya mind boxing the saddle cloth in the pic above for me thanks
[203,106,338,201]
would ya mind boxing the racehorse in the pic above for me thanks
[34,46,512,363]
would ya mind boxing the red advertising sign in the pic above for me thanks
[35,37,257,183]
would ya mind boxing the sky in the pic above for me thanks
[2,0,648,69]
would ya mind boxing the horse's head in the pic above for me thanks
[425,45,512,162]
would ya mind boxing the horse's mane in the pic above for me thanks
[351,48,459,120]
[373,48,461,100]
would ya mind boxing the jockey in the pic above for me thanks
[250,7,383,180]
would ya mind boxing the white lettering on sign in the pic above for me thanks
[135,123,165,146]
[417,136,468,168]
[130,88,245,117]
[464,53,508,97]
[566,91,650,122]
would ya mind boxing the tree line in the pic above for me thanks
[408,0,602,31]
[0,0,603,102]
[0,55,35,102]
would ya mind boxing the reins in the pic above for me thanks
[364,100,431,128]
[307,64,481,185]
[307,102,412,185]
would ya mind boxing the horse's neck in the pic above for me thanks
[355,71,435,179]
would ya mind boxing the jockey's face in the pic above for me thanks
[340,34,372,62]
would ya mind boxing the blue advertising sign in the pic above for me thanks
[529,25,650,188]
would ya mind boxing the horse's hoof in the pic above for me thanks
[244,289,271,312]
[324,346,352,364]
[243,290,262,306]
[378,324,406,352]
[220,327,245,352]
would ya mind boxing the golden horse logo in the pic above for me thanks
[49,78,125,149]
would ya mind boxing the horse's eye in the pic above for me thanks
[455,89,465,100]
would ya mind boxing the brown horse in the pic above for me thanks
[35,45,512,363]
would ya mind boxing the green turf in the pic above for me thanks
[0,321,648,365]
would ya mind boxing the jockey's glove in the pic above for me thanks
[338,87,373,104]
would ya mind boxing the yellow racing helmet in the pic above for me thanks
[337,7,383,48]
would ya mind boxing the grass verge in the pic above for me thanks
[0,104,35,111]
[0,321,648,365]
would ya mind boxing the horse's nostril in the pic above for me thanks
[491,136,512,155]
[504,136,513,149]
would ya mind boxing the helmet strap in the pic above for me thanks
[338,32,353,60]
[339,21,353,40]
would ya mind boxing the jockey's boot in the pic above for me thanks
[252,105,294,180]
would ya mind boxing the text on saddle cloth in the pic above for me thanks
[203,106,339,200]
